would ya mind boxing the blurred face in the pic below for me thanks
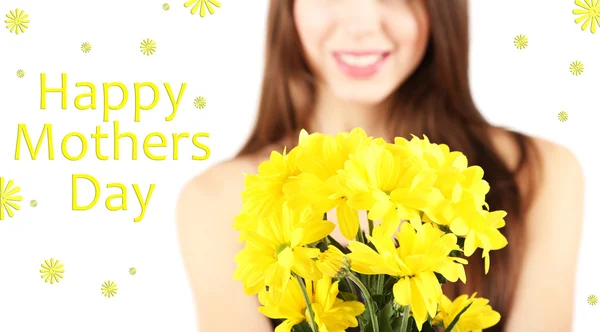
[294,0,430,105]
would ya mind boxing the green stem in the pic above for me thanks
[375,274,384,294]
[345,277,357,296]
[399,305,411,332]
[348,273,379,332]
[294,273,318,332]
[356,228,366,244]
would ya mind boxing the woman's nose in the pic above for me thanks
[339,0,382,39]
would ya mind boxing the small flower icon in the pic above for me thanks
[570,61,584,76]
[140,38,156,56]
[81,42,92,53]
[194,96,207,109]
[16,69,25,78]
[163,3,170,11]
[5,8,30,35]
[0,177,22,220]
[514,35,528,50]
[558,111,569,122]
[184,0,221,17]
[101,280,118,298]
[573,0,600,34]
[30,199,37,207]
[588,294,598,306]
[129,267,136,275]
[40,258,65,284]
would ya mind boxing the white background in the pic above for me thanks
[0,0,598,331]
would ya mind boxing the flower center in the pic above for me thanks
[49,268,55,274]
[274,243,290,257]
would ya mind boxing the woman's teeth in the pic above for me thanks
[338,54,383,67]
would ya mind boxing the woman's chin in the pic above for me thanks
[332,90,391,108]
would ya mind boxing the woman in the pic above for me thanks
[176,0,584,331]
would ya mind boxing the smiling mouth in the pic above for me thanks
[332,51,391,79]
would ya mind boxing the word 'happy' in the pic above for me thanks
[40,73,187,122]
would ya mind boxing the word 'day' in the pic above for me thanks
[71,174,155,222]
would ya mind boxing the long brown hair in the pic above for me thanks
[237,0,540,330]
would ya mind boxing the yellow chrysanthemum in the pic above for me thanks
[233,203,335,295]
[184,0,221,17]
[16,69,25,78]
[316,245,351,279]
[283,128,372,239]
[232,212,259,241]
[573,0,600,34]
[163,3,170,11]
[258,277,365,332]
[513,35,528,50]
[391,136,493,235]
[447,192,508,273]
[241,147,301,218]
[570,61,584,76]
[338,139,443,236]
[347,222,467,330]
[588,294,598,306]
[101,280,118,298]
[395,135,489,203]
[40,258,64,284]
[140,38,156,56]
[434,293,501,332]
[0,177,22,220]
[5,8,29,35]
[423,166,491,228]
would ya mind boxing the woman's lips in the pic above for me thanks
[333,51,391,79]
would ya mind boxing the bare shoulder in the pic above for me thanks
[179,157,257,204]
[487,127,584,188]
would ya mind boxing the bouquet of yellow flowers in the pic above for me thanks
[233,128,505,332]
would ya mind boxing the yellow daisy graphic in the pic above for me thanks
[30,199,37,207]
[101,280,118,298]
[40,258,65,284]
[514,34,528,49]
[16,69,25,78]
[129,267,136,275]
[163,3,170,11]
[81,42,92,53]
[570,61,584,76]
[194,96,207,109]
[573,0,600,34]
[589,294,598,306]
[0,177,22,220]
[5,8,29,35]
[558,111,569,122]
[184,0,221,17]
[140,38,156,56]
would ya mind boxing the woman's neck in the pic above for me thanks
[307,86,392,139]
